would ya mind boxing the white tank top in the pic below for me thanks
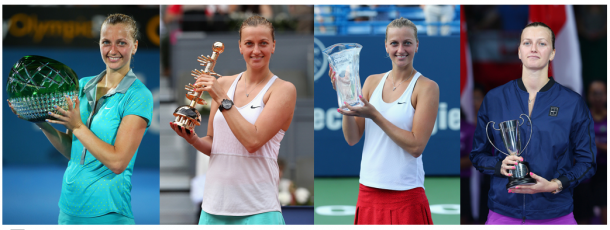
[360,71,425,191]
[202,73,284,216]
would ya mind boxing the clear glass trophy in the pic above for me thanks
[322,43,363,110]
[6,55,79,122]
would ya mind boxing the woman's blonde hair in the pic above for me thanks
[239,15,275,41]
[102,13,139,42]
[385,17,418,42]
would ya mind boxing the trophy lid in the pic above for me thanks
[6,55,79,99]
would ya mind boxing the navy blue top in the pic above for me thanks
[470,77,597,220]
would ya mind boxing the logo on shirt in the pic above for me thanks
[397,102,406,104]
[549,106,559,117]
[251,105,261,109]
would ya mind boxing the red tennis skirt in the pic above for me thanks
[354,184,433,225]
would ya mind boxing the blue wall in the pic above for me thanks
[314,35,460,176]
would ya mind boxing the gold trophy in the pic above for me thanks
[173,42,224,130]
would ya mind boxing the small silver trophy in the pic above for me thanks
[486,114,536,189]
[322,43,363,110]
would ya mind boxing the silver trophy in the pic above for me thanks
[322,43,363,110]
[486,114,536,189]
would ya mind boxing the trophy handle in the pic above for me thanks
[486,121,509,156]
[519,114,533,155]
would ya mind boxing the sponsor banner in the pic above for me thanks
[3,5,160,48]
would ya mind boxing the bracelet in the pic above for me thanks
[550,178,563,194]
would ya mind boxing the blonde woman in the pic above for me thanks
[8,13,153,224]
[329,17,438,225]
[470,22,597,225]
[170,15,297,225]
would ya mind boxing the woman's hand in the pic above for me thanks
[328,64,337,90]
[194,73,227,103]
[509,172,558,194]
[47,95,85,131]
[500,155,523,177]
[337,95,380,120]
[169,122,199,145]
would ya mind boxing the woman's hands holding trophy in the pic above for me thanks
[509,172,558,194]
[169,121,199,144]
[338,95,380,120]
[193,71,227,104]
[46,95,85,131]
[502,155,559,194]
[501,155,523,177]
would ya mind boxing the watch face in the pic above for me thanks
[222,100,232,109]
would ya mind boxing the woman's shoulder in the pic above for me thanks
[79,76,97,88]
[412,74,439,97]
[269,77,297,95]
[362,73,386,88]
[365,73,386,83]
[414,74,438,89]
[129,78,152,94]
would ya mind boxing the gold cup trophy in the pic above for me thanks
[173,42,224,130]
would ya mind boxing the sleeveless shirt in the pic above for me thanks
[201,73,284,215]
[360,71,425,191]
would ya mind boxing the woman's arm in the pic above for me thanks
[195,74,297,153]
[48,95,149,174]
[36,123,72,159]
[470,95,504,175]
[560,98,597,189]
[7,100,72,159]
[72,115,147,174]
[342,115,365,146]
[338,74,379,146]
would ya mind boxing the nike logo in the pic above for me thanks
[104,106,113,110]
[397,102,406,104]
[251,105,261,109]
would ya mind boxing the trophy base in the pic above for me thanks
[506,177,537,190]
[339,101,364,111]
[173,106,201,130]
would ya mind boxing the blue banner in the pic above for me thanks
[314,35,460,176]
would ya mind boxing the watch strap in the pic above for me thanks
[219,99,233,112]
[551,178,563,194]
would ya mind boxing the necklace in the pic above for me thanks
[528,99,534,105]
[391,68,415,91]
[245,73,269,97]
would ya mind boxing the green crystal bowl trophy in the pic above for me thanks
[6,55,79,122]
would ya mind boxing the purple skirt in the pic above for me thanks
[486,210,577,225]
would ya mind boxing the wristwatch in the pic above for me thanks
[551,178,563,194]
[219,99,234,112]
